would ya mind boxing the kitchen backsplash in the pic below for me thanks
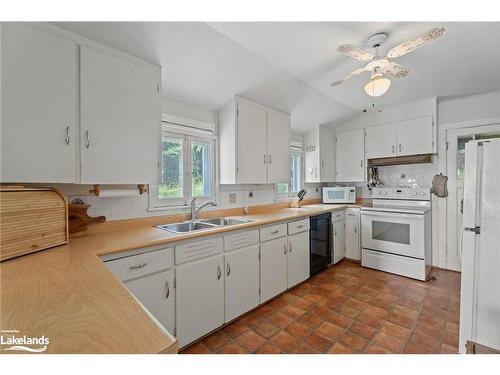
[329,158,439,198]
[48,183,322,221]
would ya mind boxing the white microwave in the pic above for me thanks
[323,187,356,204]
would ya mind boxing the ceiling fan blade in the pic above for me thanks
[380,62,409,79]
[330,67,367,86]
[387,27,446,58]
[337,44,374,61]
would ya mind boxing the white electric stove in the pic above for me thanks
[361,187,432,281]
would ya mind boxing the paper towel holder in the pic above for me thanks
[89,184,148,197]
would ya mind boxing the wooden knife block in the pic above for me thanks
[289,197,302,208]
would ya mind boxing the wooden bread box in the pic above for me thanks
[0,186,68,261]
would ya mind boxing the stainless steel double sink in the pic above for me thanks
[156,217,252,234]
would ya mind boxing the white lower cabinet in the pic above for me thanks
[287,231,310,288]
[125,269,175,335]
[332,219,345,264]
[224,244,260,322]
[176,254,224,347]
[345,219,360,260]
[260,236,287,303]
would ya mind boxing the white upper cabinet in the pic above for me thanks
[365,123,397,159]
[304,125,335,183]
[80,46,161,184]
[267,110,291,183]
[396,116,434,156]
[235,99,268,184]
[219,97,291,184]
[1,23,77,183]
[365,116,435,159]
[1,23,161,185]
[335,128,365,182]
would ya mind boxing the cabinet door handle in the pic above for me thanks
[296,224,303,229]
[284,243,287,255]
[354,226,357,234]
[334,229,337,236]
[65,126,70,145]
[85,130,90,149]
[392,145,395,154]
[269,154,272,164]
[264,154,267,164]
[217,265,221,280]
[129,263,147,270]
[289,242,292,253]
[399,144,402,152]
[360,159,363,168]
[227,263,231,277]
[165,281,170,299]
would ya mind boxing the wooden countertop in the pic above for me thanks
[0,201,367,354]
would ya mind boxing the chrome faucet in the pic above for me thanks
[190,198,217,221]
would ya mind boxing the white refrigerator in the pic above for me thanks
[459,138,500,353]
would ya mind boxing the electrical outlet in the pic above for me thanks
[228,193,236,204]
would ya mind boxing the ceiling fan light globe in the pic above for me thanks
[364,75,391,97]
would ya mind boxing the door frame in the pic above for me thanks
[438,117,500,270]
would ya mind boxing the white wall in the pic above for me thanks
[438,90,500,125]
[162,96,217,124]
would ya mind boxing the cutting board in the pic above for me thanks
[0,186,68,261]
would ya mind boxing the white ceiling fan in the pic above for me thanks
[331,27,446,97]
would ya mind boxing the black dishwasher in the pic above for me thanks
[309,213,332,275]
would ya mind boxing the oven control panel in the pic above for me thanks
[371,187,430,201]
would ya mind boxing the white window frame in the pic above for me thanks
[276,145,304,199]
[149,115,217,211]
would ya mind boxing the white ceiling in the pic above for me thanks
[52,22,500,133]
[208,22,500,110]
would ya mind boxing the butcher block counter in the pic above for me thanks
[0,200,369,354]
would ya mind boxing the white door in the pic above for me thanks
[225,244,260,323]
[267,110,291,183]
[1,23,77,183]
[260,237,287,303]
[345,219,360,260]
[336,128,365,182]
[446,124,500,272]
[287,231,310,288]
[176,254,224,347]
[236,100,268,184]
[396,116,433,156]
[332,221,345,264]
[304,130,319,183]
[319,126,336,182]
[80,46,161,184]
[365,123,397,159]
[125,269,175,335]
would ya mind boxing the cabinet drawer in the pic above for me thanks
[287,218,310,235]
[104,247,173,282]
[260,223,287,242]
[224,229,259,252]
[345,208,360,219]
[175,236,223,264]
[332,211,345,222]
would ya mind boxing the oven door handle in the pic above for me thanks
[361,210,425,220]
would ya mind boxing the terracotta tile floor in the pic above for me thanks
[181,261,461,354]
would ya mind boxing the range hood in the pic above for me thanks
[368,154,432,167]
